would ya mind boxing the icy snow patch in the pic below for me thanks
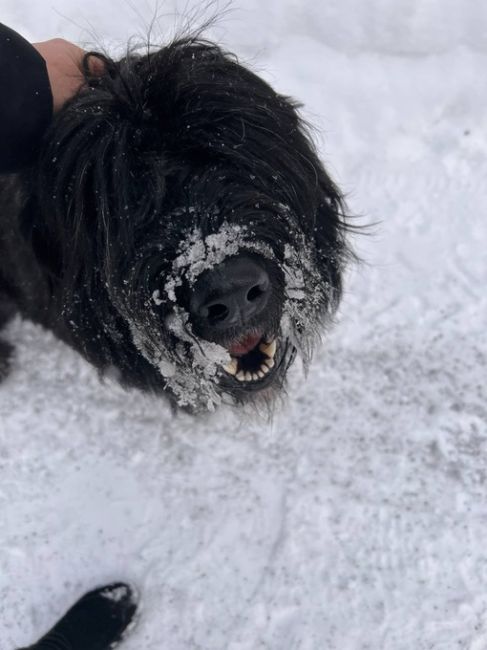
[170,223,250,287]
[101,585,131,603]
[163,222,278,304]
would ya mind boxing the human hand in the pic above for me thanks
[32,38,103,112]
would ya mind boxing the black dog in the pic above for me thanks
[3,33,352,650]
[0,35,350,412]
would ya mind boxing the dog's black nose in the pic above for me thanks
[190,255,271,330]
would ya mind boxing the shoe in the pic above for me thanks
[22,582,137,650]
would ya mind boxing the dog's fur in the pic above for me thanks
[0,35,351,411]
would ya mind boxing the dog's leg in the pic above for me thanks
[0,291,16,381]
[0,338,13,381]
[17,583,137,650]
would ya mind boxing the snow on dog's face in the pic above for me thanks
[115,212,337,411]
[106,178,346,411]
[36,37,350,411]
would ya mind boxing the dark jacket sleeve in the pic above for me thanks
[0,23,53,173]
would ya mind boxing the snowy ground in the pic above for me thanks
[1,1,487,649]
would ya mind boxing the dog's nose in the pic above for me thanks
[189,255,271,330]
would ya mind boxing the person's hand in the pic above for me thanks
[32,38,102,112]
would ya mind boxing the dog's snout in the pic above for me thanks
[190,255,271,330]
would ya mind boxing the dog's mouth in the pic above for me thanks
[221,333,278,384]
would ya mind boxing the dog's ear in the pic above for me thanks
[35,54,168,286]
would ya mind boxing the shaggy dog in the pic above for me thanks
[0,35,350,412]
[4,33,353,650]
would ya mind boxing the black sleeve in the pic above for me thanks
[0,23,53,174]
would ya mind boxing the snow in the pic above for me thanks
[1,1,487,649]
[168,223,249,286]
[100,584,132,604]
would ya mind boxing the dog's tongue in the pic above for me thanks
[228,333,262,357]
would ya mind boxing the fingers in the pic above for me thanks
[32,38,104,112]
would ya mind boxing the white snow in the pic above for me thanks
[168,223,249,286]
[1,1,487,649]
[100,584,131,604]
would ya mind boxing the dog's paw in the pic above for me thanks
[0,339,13,381]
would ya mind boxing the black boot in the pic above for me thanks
[19,583,137,650]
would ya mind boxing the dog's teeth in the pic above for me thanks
[259,339,277,359]
[224,358,238,376]
[231,353,274,383]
